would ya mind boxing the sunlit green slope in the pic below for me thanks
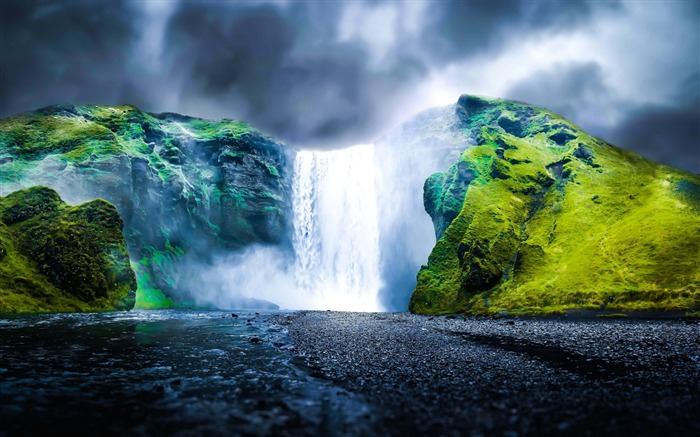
[410,95,700,316]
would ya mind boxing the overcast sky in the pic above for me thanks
[1,0,698,172]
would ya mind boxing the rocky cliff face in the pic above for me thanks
[0,105,292,308]
[0,186,136,313]
[410,95,700,315]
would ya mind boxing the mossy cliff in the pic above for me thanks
[0,186,136,313]
[410,95,700,316]
[0,105,292,308]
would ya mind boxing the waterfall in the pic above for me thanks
[292,144,383,311]
[175,105,464,312]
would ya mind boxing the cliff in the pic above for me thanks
[0,105,292,308]
[0,186,136,313]
[410,95,700,315]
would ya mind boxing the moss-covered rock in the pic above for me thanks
[0,186,136,313]
[410,95,700,316]
[0,105,292,308]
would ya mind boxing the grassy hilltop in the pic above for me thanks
[411,95,700,316]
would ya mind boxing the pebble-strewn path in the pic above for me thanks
[271,311,700,436]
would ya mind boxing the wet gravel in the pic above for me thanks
[271,311,700,436]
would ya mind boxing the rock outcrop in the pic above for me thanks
[410,95,700,315]
[0,186,136,313]
[0,105,292,308]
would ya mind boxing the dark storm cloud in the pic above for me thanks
[505,64,700,173]
[607,96,700,174]
[266,48,367,139]
[155,0,617,146]
[164,2,378,145]
[420,0,522,60]
[0,0,139,116]
[0,0,697,161]
[505,62,609,118]
[161,1,427,146]
[421,0,619,64]
[524,0,614,29]
[168,5,296,102]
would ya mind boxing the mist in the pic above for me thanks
[174,245,297,310]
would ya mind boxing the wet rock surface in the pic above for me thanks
[273,311,700,436]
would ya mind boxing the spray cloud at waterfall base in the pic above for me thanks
[177,145,385,312]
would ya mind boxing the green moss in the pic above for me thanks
[0,186,136,313]
[266,164,280,177]
[4,108,140,169]
[220,150,243,160]
[185,119,252,141]
[0,114,117,160]
[412,95,700,316]
[132,262,174,310]
[1,186,63,224]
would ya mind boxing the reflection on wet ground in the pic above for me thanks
[0,310,374,437]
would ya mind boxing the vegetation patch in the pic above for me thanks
[0,186,136,313]
[411,95,700,316]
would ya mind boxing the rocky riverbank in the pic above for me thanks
[271,311,700,436]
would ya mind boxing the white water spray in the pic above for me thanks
[292,144,383,311]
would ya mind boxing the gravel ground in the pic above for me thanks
[270,311,700,437]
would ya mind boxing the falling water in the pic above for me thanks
[292,144,383,311]
[185,105,463,312]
